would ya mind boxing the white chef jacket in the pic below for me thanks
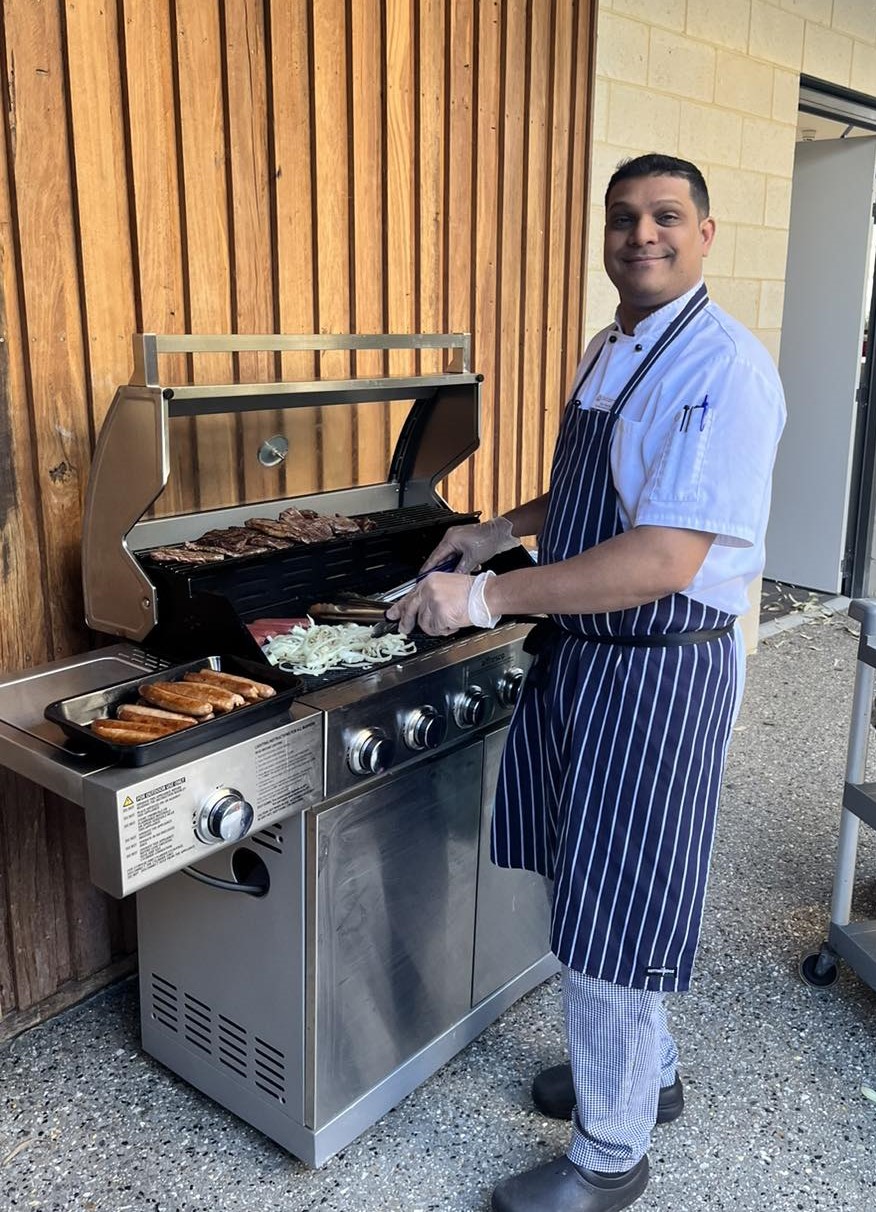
[572,281,787,616]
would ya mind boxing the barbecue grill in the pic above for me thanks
[0,333,555,1166]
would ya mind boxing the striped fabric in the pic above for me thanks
[491,287,738,994]
[563,966,676,1172]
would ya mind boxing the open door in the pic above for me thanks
[765,137,876,593]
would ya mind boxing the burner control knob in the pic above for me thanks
[497,666,526,707]
[348,729,394,776]
[403,706,447,751]
[454,685,494,729]
[196,788,254,844]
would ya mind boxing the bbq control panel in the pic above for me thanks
[305,627,532,797]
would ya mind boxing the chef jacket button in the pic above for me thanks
[635,343,643,351]
[608,334,617,343]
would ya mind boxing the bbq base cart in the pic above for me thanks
[801,597,876,991]
[0,334,557,1167]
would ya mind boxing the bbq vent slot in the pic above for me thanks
[254,1036,287,1103]
[149,973,179,1032]
[218,1014,248,1078]
[252,826,284,853]
[183,993,212,1054]
[150,984,286,1105]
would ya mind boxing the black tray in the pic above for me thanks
[44,655,303,766]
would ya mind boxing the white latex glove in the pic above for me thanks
[385,571,501,636]
[422,516,520,575]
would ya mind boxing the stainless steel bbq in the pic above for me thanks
[0,333,555,1167]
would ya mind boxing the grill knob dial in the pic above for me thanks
[196,788,254,844]
[348,728,394,775]
[497,666,526,707]
[403,705,447,751]
[454,685,494,729]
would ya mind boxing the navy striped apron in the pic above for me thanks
[492,285,738,993]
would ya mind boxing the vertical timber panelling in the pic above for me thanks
[176,0,237,510]
[311,0,353,487]
[224,0,283,504]
[385,0,416,448]
[472,0,501,518]
[542,2,576,487]
[443,0,475,513]
[350,0,388,485]
[517,1,551,510]
[269,0,318,496]
[495,0,526,518]
[416,0,446,381]
[122,0,194,515]
[564,1,592,406]
[3,0,91,659]
[0,0,594,1022]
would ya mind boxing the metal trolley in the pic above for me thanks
[801,597,876,989]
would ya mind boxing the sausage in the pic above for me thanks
[118,703,198,728]
[186,669,274,701]
[179,674,245,712]
[139,682,215,718]
[91,718,179,744]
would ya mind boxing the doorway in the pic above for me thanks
[763,78,876,602]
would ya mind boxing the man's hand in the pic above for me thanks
[422,517,519,575]
[385,572,474,636]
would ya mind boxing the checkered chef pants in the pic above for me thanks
[563,965,678,1172]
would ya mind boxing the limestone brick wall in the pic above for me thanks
[588,0,876,647]
[588,0,876,350]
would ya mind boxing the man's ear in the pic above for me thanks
[700,217,716,257]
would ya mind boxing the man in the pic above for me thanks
[386,153,785,1212]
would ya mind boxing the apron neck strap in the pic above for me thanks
[569,283,710,411]
[612,283,708,415]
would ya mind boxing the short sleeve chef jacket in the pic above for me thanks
[573,281,787,616]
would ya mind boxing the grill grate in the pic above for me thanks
[138,505,478,661]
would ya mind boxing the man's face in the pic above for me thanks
[603,174,716,322]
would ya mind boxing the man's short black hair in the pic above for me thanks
[605,153,710,218]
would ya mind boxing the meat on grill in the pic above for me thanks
[144,509,376,564]
[277,509,336,541]
[193,528,274,554]
[147,546,226,564]
[326,514,361,535]
[245,517,301,540]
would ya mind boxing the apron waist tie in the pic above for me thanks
[524,616,735,659]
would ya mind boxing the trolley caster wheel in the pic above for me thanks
[799,947,839,988]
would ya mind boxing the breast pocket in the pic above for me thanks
[650,409,713,504]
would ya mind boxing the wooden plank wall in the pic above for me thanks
[0,0,595,1024]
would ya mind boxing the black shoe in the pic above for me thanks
[492,1155,649,1212]
[531,1064,684,1124]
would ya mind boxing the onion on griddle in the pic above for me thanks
[262,620,415,676]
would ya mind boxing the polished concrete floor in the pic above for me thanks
[2,605,876,1211]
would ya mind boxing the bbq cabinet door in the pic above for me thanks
[471,724,553,1006]
[306,742,482,1129]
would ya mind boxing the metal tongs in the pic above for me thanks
[308,556,459,638]
[370,556,459,637]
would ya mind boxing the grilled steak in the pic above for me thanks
[245,517,301,540]
[195,528,270,554]
[326,514,361,535]
[146,508,377,566]
[146,546,226,564]
[274,511,335,541]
